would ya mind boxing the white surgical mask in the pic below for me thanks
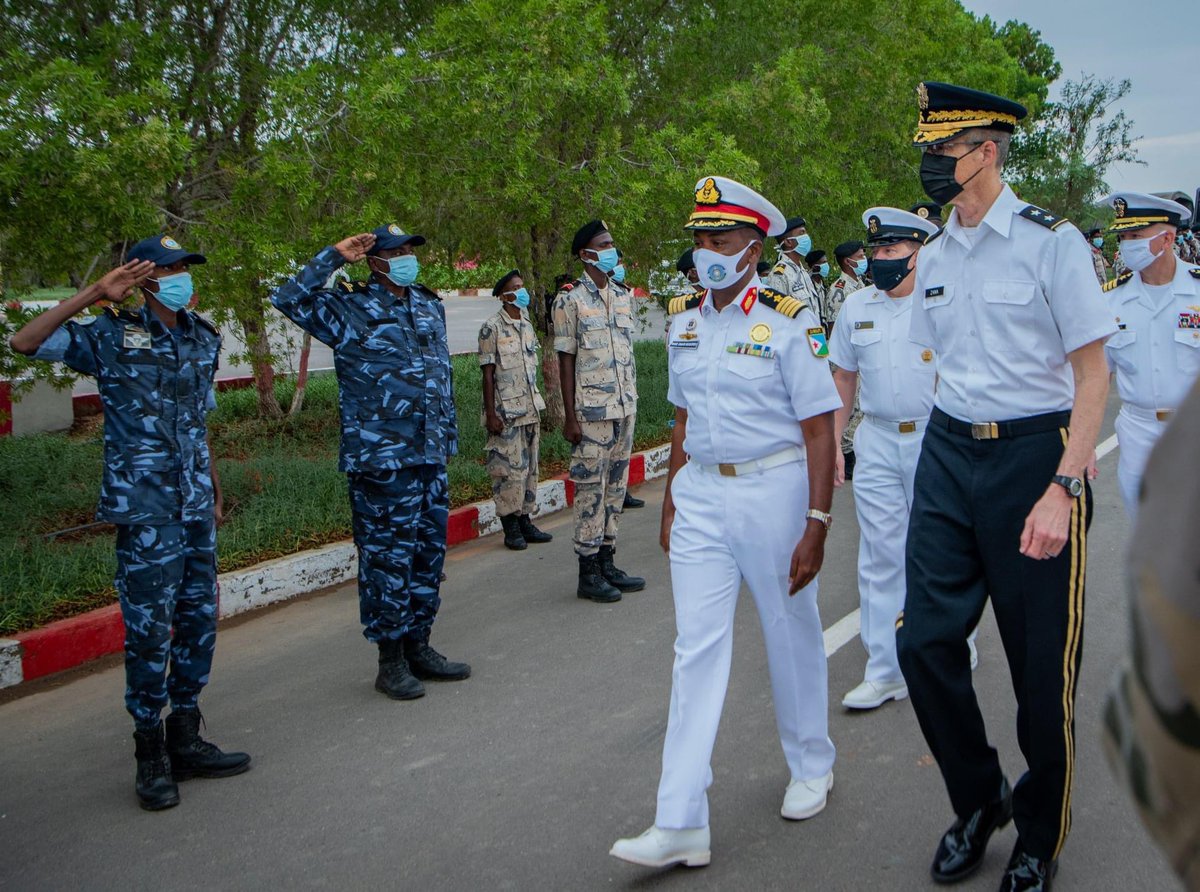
[1120,234,1166,272]
[693,242,756,291]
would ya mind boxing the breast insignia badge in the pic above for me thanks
[749,323,771,344]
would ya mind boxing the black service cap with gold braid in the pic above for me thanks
[684,175,786,238]
[1104,191,1190,233]
[913,81,1027,147]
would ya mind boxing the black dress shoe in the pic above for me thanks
[999,842,1057,891]
[931,777,1013,883]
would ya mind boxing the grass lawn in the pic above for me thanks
[0,342,670,634]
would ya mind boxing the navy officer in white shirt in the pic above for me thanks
[828,207,940,711]
[898,82,1115,892]
[610,175,840,869]
[1100,191,1200,520]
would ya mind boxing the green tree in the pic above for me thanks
[1009,75,1142,223]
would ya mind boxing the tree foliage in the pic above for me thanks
[0,0,1096,419]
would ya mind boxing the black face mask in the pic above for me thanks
[919,142,984,204]
[868,253,915,293]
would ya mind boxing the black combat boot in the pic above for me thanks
[133,722,180,811]
[623,491,645,509]
[165,710,252,780]
[406,640,472,681]
[598,544,645,592]
[578,553,622,603]
[500,514,527,550]
[375,638,425,700]
[518,514,553,544]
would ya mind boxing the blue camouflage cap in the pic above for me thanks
[368,223,427,254]
[127,234,206,266]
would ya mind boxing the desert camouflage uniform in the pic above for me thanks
[478,307,546,517]
[33,304,221,729]
[1104,378,1200,889]
[271,246,457,646]
[826,272,865,453]
[763,253,822,311]
[1091,246,1109,285]
[553,275,638,556]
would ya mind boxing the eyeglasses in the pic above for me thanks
[921,140,987,157]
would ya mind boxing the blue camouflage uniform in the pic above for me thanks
[34,302,221,730]
[270,242,457,645]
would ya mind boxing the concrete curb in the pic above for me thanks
[0,443,672,690]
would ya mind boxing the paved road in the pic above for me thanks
[0,395,1178,890]
[72,297,670,396]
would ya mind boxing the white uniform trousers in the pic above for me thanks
[655,459,834,829]
[852,417,925,684]
[1115,404,1170,521]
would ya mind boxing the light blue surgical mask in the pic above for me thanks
[853,258,868,276]
[586,246,620,274]
[1092,237,1104,248]
[151,272,194,311]
[817,262,830,278]
[783,234,812,256]
[381,254,419,286]
[507,287,531,309]
[611,263,626,284]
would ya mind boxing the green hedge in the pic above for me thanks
[0,341,670,634]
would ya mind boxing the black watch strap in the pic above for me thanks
[1051,474,1083,498]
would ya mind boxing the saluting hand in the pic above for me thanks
[96,260,157,303]
[334,233,376,263]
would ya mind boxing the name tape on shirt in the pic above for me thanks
[854,320,874,330]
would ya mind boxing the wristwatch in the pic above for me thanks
[1051,475,1084,498]
[806,509,833,530]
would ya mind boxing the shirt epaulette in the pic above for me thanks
[193,315,220,338]
[413,283,442,301]
[667,293,703,315]
[1017,204,1070,231]
[924,228,944,245]
[104,306,143,324]
[1102,271,1133,292]
[772,262,788,275]
[758,287,809,319]
[1189,267,1200,280]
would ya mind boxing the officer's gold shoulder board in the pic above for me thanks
[1018,204,1070,231]
[1189,267,1200,280]
[667,293,703,315]
[771,262,787,274]
[758,287,808,319]
[1102,271,1134,293]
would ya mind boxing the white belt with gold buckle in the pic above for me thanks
[697,445,805,478]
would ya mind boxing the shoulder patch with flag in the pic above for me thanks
[807,327,829,358]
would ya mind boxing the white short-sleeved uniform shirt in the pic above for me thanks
[909,185,1117,423]
[828,285,936,422]
[1104,261,1200,411]
[667,278,842,467]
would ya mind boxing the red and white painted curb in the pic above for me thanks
[0,443,671,691]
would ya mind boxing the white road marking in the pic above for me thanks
[823,609,861,657]
[821,431,1122,657]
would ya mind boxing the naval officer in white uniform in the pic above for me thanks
[610,176,840,869]
[1100,191,1200,520]
[829,207,940,710]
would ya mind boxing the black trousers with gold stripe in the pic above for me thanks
[898,417,1090,862]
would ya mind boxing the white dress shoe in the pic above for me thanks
[609,825,711,868]
[781,771,833,820]
[969,636,980,671]
[841,678,909,710]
